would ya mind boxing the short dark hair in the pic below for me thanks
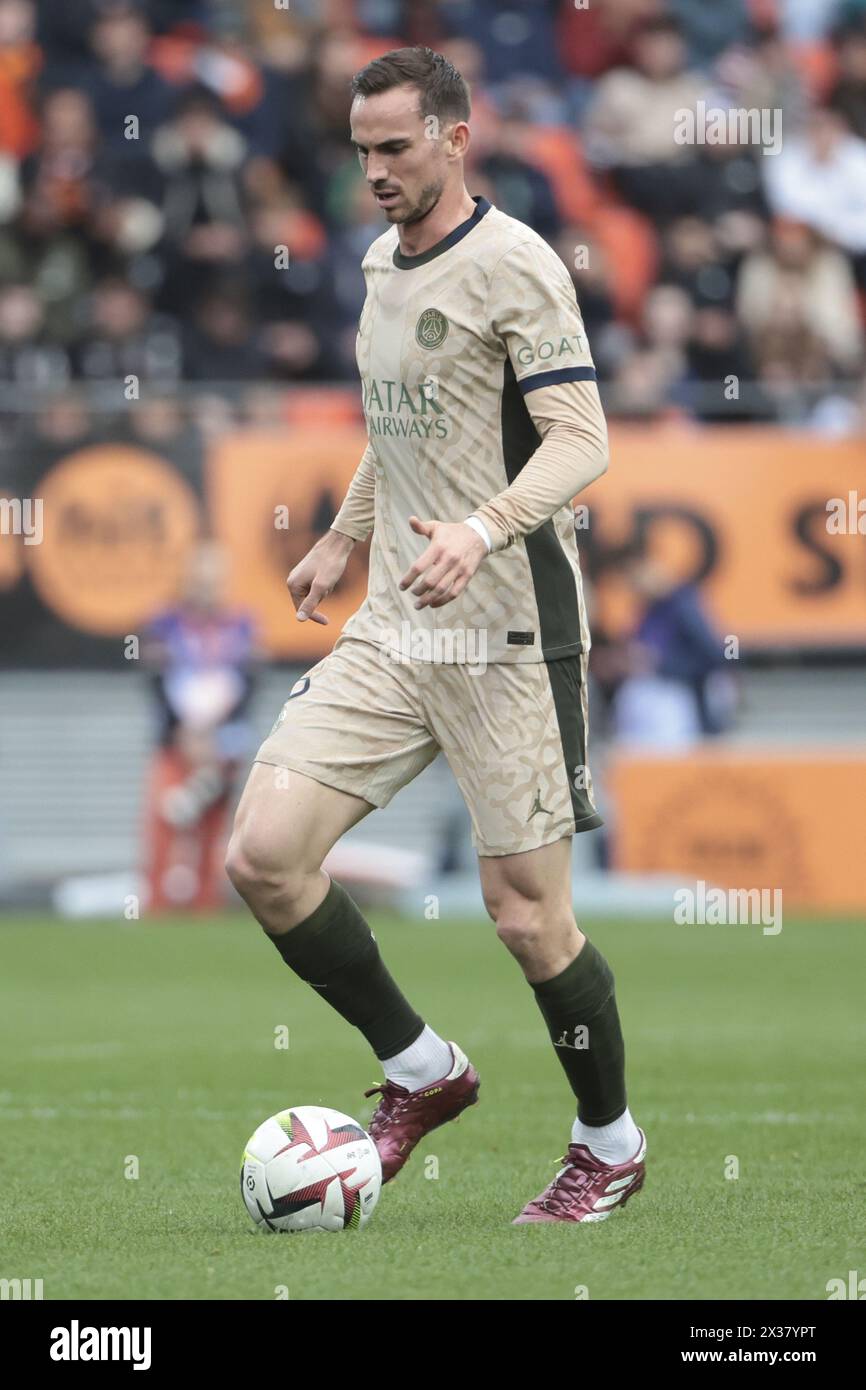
[350,46,470,125]
[636,15,683,40]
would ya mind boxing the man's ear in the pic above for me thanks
[448,120,471,159]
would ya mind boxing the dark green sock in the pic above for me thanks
[267,878,425,1060]
[531,938,627,1125]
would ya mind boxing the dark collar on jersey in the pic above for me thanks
[392,195,492,269]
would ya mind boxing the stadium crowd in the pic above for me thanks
[1,0,865,431]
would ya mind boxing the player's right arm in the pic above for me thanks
[330,439,377,544]
[286,442,376,625]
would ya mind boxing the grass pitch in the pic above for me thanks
[1,910,863,1300]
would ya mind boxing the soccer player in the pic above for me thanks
[226,47,646,1224]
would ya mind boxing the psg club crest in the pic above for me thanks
[415,307,449,350]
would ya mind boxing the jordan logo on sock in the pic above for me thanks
[554,1025,588,1050]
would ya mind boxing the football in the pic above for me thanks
[240,1105,382,1233]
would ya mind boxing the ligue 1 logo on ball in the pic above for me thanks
[415,307,449,350]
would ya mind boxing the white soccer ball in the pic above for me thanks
[240,1105,382,1233]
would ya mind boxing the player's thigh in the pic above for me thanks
[228,759,373,883]
[231,637,437,880]
[476,835,573,922]
[426,654,603,862]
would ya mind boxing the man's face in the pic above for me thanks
[635,30,684,81]
[350,85,450,226]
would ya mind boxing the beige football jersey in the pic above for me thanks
[332,195,605,665]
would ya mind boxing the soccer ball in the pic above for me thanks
[240,1105,382,1233]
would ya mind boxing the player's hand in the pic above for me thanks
[399,516,488,610]
[287,530,355,625]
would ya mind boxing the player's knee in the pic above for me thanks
[491,897,546,955]
[224,834,262,900]
[225,830,305,911]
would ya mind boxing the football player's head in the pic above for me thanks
[350,46,471,226]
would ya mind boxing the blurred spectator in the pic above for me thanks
[659,217,735,307]
[444,0,562,85]
[557,0,662,83]
[584,15,706,220]
[478,109,561,238]
[183,285,269,382]
[247,190,349,378]
[612,554,734,747]
[684,305,758,421]
[74,275,182,382]
[611,346,683,418]
[688,134,768,235]
[737,218,864,376]
[153,85,248,308]
[19,87,105,233]
[146,541,257,820]
[143,540,258,912]
[668,0,752,66]
[762,106,866,275]
[829,19,866,138]
[0,281,71,385]
[86,2,174,149]
[712,24,810,137]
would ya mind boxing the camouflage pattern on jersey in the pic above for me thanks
[340,197,599,666]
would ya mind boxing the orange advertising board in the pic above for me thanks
[608,749,866,910]
[207,428,371,659]
[209,421,865,657]
[592,425,866,647]
[18,420,865,655]
[27,445,201,635]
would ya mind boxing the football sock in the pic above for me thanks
[572,1106,642,1165]
[381,1024,454,1091]
[531,936,627,1125]
[267,877,425,1060]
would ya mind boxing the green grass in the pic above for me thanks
[1,911,864,1300]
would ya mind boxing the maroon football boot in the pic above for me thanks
[513,1128,647,1224]
[363,1041,480,1183]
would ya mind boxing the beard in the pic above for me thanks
[392,178,445,226]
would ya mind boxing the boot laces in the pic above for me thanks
[538,1151,594,1214]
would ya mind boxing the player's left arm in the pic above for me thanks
[469,376,608,552]
[401,239,608,609]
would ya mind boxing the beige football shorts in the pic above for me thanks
[254,634,603,857]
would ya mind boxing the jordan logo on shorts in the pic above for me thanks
[527,788,552,822]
